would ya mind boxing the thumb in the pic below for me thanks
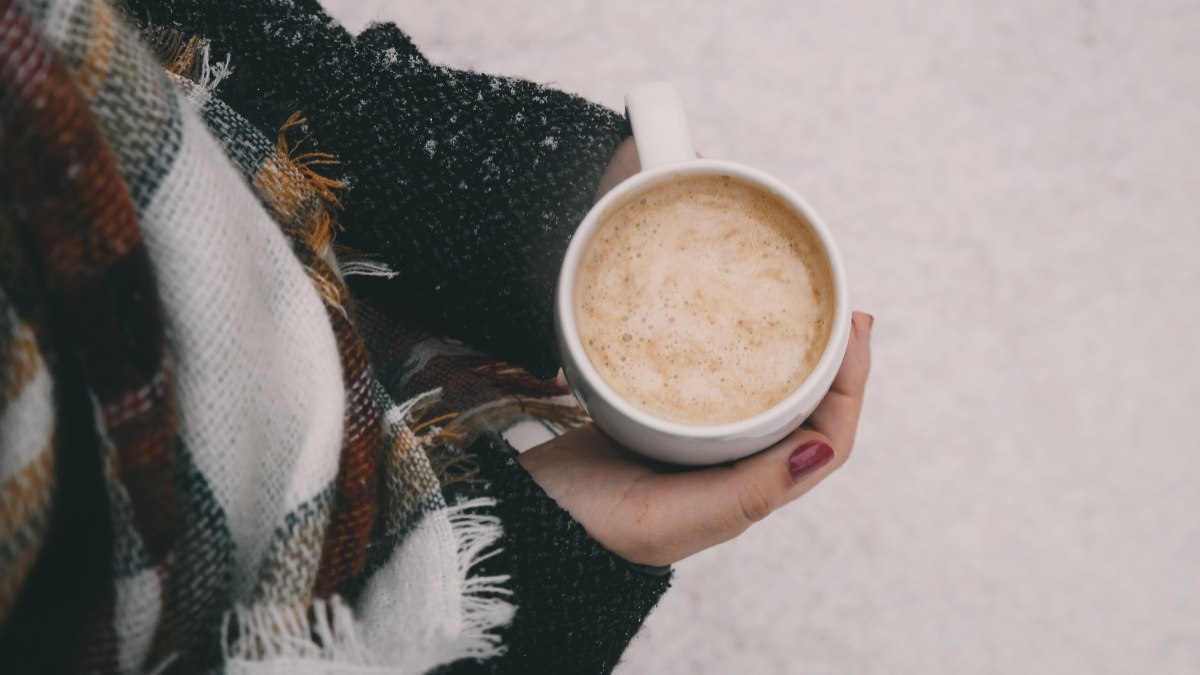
[634,425,840,565]
[653,317,871,557]
[724,426,843,527]
[723,313,874,522]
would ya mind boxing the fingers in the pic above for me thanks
[805,311,873,457]
[594,140,705,202]
[530,313,874,567]
[653,312,874,556]
[726,426,839,520]
[594,137,640,201]
[830,311,873,398]
[629,424,838,565]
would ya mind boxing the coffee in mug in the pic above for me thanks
[574,174,835,425]
[554,82,851,465]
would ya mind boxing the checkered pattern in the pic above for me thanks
[0,0,591,671]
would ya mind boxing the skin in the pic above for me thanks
[517,138,874,567]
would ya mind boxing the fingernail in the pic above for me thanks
[788,441,834,484]
[865,313,874,330]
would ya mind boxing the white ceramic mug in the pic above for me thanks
[554,82,851,465]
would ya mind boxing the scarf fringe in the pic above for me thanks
[440,499,515,660]
[337,259,399,279]
[221,496,512,673]
[222,597,369,666]
[163,37,231,107]
[333,245,399,280]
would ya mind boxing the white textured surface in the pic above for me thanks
[322,1,1200,672]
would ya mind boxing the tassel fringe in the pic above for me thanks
[221,383,514,673]
[435,498,515,661]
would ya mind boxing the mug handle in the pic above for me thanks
[625,82,696,171]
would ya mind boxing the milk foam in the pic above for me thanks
[574,174,835,425]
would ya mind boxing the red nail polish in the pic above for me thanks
[788,441,834,484]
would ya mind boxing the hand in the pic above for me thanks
[518,312,874,566]
[595,137,640,201]
[594,137,704,201]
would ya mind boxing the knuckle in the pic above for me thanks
[737,482,776,524]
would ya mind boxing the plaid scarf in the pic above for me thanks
[0,0,588,672]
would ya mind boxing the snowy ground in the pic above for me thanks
[321,2,1200,673]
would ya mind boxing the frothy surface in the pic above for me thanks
[575,174,835,425]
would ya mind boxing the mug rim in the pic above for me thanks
[556,158,852,441]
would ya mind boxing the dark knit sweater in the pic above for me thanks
[124,1,669,673]
[439,437,673,675]
[128,0,627,380]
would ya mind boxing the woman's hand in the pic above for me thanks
[595,136,702,200]
[595,137,641,201]
[518,312,874,567]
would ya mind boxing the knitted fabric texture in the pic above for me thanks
[1,1,673,673]
[0,97,61,641]
[0,1,511,671]
[125,0,631,380]
[448,438,674,675]
[350,299,674,675]
[0,3,179,671]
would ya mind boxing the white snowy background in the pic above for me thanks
[321,1,1200,673]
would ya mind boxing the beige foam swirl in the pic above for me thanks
[575,174,835,425]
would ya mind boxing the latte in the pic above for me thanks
[574,174,835,425]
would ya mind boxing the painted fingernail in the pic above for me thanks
[788,441,834,484]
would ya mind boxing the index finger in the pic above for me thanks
[805,311,873,454]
